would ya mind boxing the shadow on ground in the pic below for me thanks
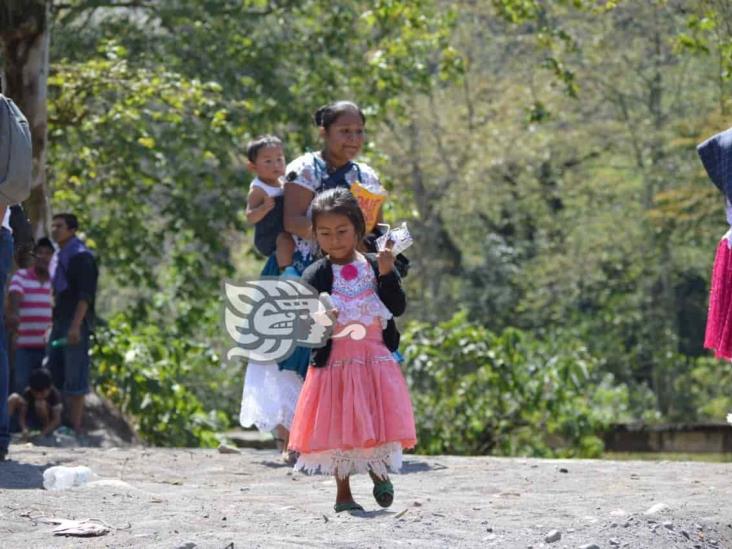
[255,457,447,474]
[401,459,447,474]
[0,461,48,489]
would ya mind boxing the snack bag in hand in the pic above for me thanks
[350,181,386,233]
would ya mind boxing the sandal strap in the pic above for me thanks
[373,479,393,496]
[334,501,364,513]
[373,479,394,507]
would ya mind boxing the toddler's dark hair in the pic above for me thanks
[246,135,282,162]
[311,188,366,241]
[313,101,366,131]
[29,368,53,392]
[34,237,54,253]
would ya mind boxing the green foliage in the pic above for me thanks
[491,0,588,97]
[668,356,732,422]
[23,0,732,450]
[677,6,732,78]
[403,312,630,457]
[93,314,228,447]
[49,42,244,328]
[44,0,460,445]
[386,0,731,427]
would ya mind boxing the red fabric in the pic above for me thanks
[705,238,732,359]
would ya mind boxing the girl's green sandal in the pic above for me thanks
[334,501,365,513]
[372,478,394,508]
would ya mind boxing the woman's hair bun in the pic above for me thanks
[313,105,327,127]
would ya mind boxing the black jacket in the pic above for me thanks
[301,253,405,368]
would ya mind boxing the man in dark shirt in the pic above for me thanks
[8,368,62,438]
[47,213,98,437]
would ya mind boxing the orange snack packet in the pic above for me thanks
[350,181,386,233]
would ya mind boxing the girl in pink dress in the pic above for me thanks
[288,188,416,513]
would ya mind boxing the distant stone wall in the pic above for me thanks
[604,423,732,453]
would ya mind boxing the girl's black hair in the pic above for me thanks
[29,368,53,392]
[34,237,54,253]
[313,101,366,131]
[311,187,366,241]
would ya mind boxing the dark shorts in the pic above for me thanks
[46,321,91,396]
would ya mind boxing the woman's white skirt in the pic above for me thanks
[239,361,303,433]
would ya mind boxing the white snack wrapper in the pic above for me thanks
[375,222,414,256]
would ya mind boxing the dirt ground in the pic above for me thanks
[0,445,730,548]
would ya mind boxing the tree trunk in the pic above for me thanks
[0,0,51,237]
[406,109,463,320]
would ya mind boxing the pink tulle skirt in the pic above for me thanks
[288,322,416,478]
[705,237,732,360]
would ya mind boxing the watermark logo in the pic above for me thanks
[223,278,335,363]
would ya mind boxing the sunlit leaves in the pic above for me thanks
[402,311,629,457]
[48,41,247,328]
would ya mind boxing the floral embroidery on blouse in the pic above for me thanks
[330,256,392,329]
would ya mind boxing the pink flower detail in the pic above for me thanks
[341,264,358,281]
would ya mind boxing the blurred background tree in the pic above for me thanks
[2,0,730,452]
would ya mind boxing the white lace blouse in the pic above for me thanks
[329,255,392,329]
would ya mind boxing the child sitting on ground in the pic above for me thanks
[8,368,63,440]
[245,135,298,276]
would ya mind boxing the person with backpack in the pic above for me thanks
[0,92,33,461]
[47,213,98,439]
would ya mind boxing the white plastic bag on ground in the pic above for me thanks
[43,466,97,490]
